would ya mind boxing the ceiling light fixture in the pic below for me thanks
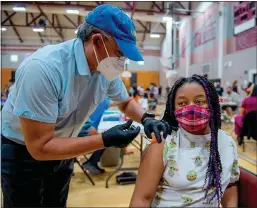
[150,34,160,38]
[66,9,80,14]
[10,54,18,62]
[138,61,144,65]
[125,59,130,65]
[74,29,78,34]
[1,27,7,32]
[162,16,172,22]
[13,6,26,12]
[122,71,132,78]
[32,28,44,32]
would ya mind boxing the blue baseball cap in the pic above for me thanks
[85,4,143,61]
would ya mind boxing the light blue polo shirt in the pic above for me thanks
[1,38,128,145]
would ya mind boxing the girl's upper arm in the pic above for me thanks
[130,140,165,206]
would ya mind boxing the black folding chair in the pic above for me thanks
[237,110,257,151]
[74,157,95,186]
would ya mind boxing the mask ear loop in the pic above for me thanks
[92,34,110,64]
[93,45,99,64]
[100,35,110,57]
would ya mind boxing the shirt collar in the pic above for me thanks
[73,38,90,76]
[178,127,211,148]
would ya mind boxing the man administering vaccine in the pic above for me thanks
[1,4,170,208]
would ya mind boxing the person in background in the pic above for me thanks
[1,93,6,110]
[149,83,158,99]
[8,79,15,93]
[129,87,134,96]
[232,80,240,95]
[145,88,151,100]
[234,84,257,137]
[145,88,150,95]
[245,82,254,96]
[222,87,240,117]
[138,93,149,111]
[132,83,137,89]
[1,93,5,101]
[158,85,162,97]
[78,98,113,174]
[215,81,224,97]
[137,85,144,96]
[149,83,154,90]
[152,83,159,99]
[79,98,134,174]
[3,79,15,98]
[166,86,170,97]
[148,93,157,111]
[132,87,141,102]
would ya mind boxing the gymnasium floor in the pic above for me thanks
[67,122,257,207]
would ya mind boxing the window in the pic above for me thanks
[235,10,240,17]
[250,2,255,9]
[241,14,248,20]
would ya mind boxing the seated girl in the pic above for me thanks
[130,75,239,207]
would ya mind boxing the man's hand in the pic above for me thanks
[143,119,171,143]
[102,119,140,148]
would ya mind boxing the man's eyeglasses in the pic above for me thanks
[93,31,126,60]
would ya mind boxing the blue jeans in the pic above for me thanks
[86,149,105,165]
[1,135,74,208]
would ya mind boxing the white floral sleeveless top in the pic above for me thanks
[151,128,240,207]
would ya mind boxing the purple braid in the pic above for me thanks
[162,74,222,206]
[192,76,223,205]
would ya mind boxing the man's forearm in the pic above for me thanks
[33,134,104,161]
[119,99,145,123]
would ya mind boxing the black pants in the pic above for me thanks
[1,135,74,208]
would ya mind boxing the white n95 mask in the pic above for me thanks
[93,37,126,81]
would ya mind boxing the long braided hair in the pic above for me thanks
[162,74,223,205]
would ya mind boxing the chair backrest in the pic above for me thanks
[238,167,257,207]
[241,110,257,140]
